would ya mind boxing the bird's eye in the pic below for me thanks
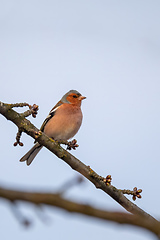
[73,95,77,98]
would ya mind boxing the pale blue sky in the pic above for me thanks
[0,1,160,240]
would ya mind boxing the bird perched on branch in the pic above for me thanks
[20,90,86,166]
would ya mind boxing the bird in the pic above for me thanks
[19,90,86,166]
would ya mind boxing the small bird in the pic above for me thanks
[20,90,86,166]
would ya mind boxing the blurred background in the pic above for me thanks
[0,1,160,239]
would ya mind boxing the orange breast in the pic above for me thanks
[44,103,83,141]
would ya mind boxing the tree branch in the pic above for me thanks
[0,101,160,237]
[0,186,160,237]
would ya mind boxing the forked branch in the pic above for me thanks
[0,101,159,237]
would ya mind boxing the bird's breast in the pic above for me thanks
[44,104,83,141]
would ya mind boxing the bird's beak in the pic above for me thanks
[79,96,86,101]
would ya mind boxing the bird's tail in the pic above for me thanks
[19,142,43,166]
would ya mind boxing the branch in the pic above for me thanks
[0,101,159,237]
[0,186,160,237]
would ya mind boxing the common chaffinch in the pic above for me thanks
[20,90,86,166]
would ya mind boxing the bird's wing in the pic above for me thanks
[40,100,63,132]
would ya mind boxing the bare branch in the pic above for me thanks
[0,101,160,237]
[0,101,155,216]
[0,186,160,237]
